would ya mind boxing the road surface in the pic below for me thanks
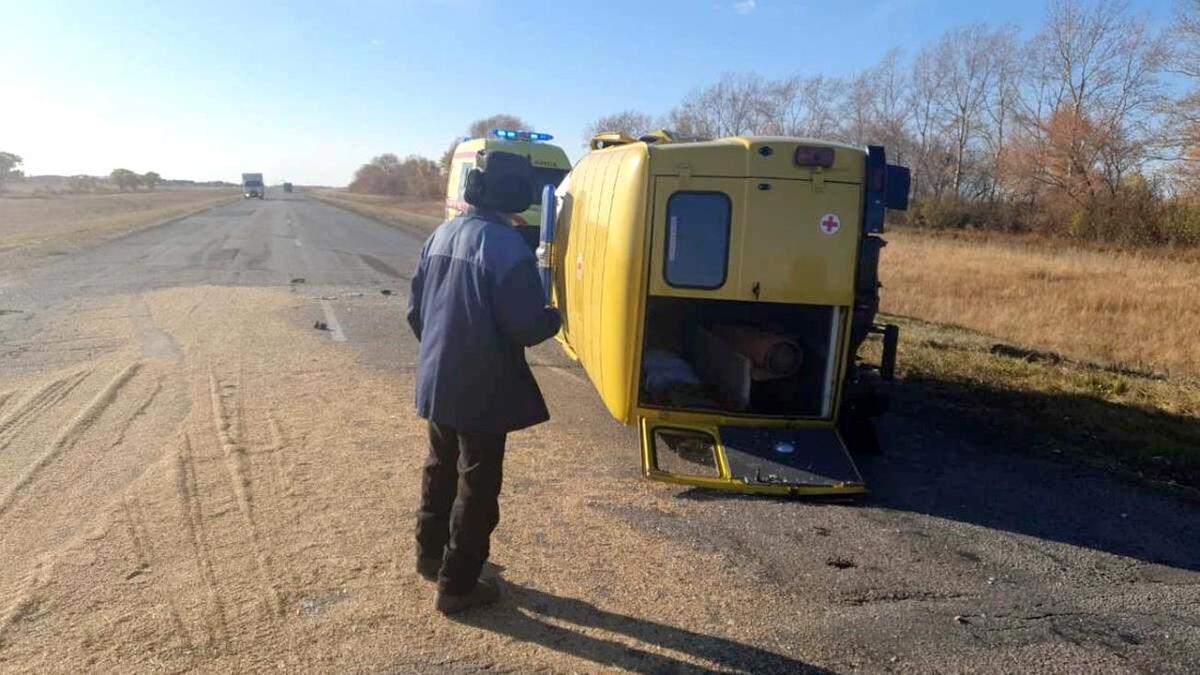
[0,189,1196,673]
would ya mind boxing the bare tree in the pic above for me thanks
[667,73,773,137]
[982,27,1022,200]
[768,74,845,139]
[908,47,952,199]
[1016,0,1167,204]
[440,114,535,173]
[468,114,531,139]
[583,110,656,145]
[1163,0,1200,192]
[933,25,1001,198]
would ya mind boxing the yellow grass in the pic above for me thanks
[309,189,444,235]
[0,188,238,278]
[880,229,1200,379]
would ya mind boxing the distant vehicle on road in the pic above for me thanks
[445,129,570,247]
[241,173,265,199]
[283,182,293,193]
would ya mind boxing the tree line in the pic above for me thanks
[587,0,1200,247]
[0,153,166,194]
[348,114,529,200]
[351,1,1200,247]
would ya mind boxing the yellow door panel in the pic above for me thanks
[741,179,861,306]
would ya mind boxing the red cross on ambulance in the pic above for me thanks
[820,213,841,235]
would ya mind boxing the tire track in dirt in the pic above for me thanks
[266,414,297,500]
[120,494,192,651]
[207,367,284,619]
[108,374,164,451]
[0,370,91,454]
[175,432,232,650]
[0,558,52,649]
[0,363,139,518]
[0,391,14,416]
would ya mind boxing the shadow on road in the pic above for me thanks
[453,583,833,674]
[859,375,1200,571]
[678,376,1200,572]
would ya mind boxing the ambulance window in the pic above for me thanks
[531,167,568,202]
[456,163,473,200]
[664,192,730,289]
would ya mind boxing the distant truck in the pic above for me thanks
[283,182,293,193]
[241,173,265,199]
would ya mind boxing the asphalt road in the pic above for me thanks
[0,189,1196,673]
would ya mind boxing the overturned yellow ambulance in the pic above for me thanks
[539,131,909,496]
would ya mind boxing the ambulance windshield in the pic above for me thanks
[531,167,568,202]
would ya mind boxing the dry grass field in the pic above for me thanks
[881,229,1200,380]
[0,189,238,280]
[876,229,1200,490]
[308,190,443,236]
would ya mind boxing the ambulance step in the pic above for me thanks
[720,427,862,488]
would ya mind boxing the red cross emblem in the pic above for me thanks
[820,213,841,235]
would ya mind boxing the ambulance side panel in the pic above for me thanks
[554,144,651,425]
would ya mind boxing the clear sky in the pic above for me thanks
[0,0,1179,186]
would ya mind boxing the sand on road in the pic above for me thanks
[0,285,834,673]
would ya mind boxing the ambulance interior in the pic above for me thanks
[635,191,839,419]
[638,298,836,418]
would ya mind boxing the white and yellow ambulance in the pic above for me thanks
[445,129,571,244]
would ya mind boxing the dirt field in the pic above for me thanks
[308,190,444,235]
[0,189,238,281]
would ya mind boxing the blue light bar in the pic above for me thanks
[492,129,554,142]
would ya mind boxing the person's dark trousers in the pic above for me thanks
[416,421,507,595]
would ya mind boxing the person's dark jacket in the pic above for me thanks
[407,210,562,433]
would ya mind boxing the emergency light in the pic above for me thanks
[492,129,554,142]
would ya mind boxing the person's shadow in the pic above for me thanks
[451,581,833,674]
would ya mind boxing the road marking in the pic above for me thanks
[319,300,347,342]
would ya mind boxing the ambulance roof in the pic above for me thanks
[452,136,571,170]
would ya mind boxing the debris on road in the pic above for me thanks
[291,277,306,285]
[826,556,856,569]
[380,289,393,296]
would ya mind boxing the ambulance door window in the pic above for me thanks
[456,163,474,201]
[664,192,731,289]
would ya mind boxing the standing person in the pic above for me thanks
[406,151,561,614]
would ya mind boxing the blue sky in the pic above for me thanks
[0,0,1179,185]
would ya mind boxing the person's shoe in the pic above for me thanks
[435,579,501,615]
[416,557,441,582]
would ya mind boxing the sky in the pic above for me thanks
[0,0,1181,186]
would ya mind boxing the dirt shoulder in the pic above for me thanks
[0,189,238,282]
[307,190,443,238]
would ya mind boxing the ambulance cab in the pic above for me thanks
[446,129,571,246]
